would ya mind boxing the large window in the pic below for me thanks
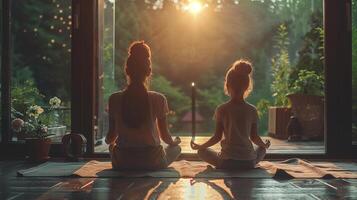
[9,0,72,143]
[352,0,357,145]
[96,0,325,153]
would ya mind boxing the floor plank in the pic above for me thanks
[1,161,356,200]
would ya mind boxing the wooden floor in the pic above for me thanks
[95,136,325,154]
[1,161,356,200]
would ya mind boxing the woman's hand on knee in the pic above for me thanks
[190,140,201,150]
[170,136,181,146]
[264,139,271,149]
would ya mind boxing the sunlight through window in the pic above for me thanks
[186,1,204,15]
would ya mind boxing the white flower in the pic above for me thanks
[49,96,61,108]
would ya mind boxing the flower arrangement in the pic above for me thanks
[11,97,62,139]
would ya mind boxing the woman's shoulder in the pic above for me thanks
[216,101,230,112]
[244,102,258,112]
[109,91,125,102]
[148,91,167,100]
[110,90,124,97]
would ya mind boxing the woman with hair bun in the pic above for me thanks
[191,59,270,169]
[105,41,181,170]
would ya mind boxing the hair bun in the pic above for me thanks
[234,60,252,75]
[129,41,150,59]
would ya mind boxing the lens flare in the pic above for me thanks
[188,1,203,15]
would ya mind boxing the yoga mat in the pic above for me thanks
[259,158,357,179]
[18,160,272,178]
[18,159,357,179]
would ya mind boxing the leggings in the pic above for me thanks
[197,146,267,169]
[110,144,181,170]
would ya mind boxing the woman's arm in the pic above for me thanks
[191,120,224,150]
[157,116,181,146]
[250,123,270,148]
[105,95,117,145]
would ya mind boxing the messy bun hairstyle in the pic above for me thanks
[125,41,152,85]
[122,41,152,128]
[224,59,253,98]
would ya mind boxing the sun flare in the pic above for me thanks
[187,1,203,15]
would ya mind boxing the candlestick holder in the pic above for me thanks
[191,82,196,142]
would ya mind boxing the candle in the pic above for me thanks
[191,82,196,141]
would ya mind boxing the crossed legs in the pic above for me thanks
[197,146,267,168]
[164,145,182,166]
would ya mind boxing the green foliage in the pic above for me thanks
[290,11,324,85]
[151,75,190,130]
[290,70,324,96]
[255,98,271,135]
[11,80,44,118]
[22,105,54,139]
[271,24,292,106]
[256,99,271,119]
[151,75,190,114]
[12,0,71,101]
[12,67,35,84]
[22,120,52,139]
[198,85,228,132]
[353,0,357,28]
[198,86,227,115]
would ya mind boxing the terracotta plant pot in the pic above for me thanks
[268,107,292,139]
[287,93,324,139]
[25,138,51,162]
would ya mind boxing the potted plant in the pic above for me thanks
[10,80,44,140]
[267,24,293,140]
[287,70,324,140]
[11,105,54,162]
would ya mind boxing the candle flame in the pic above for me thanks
[191,82,195,87]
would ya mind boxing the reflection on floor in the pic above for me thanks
[95,136,324,154]
[1,161,356,200]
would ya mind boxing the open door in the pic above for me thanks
[94,0,328,156]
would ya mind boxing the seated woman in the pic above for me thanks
[191,60,270,169]
[105,41,181,170]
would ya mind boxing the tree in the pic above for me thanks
[271,24,292,106]
[151,74,190,131]
[290,11,324,86]
[12,0,72,101]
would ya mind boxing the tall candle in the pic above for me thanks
[191,82,196,141]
